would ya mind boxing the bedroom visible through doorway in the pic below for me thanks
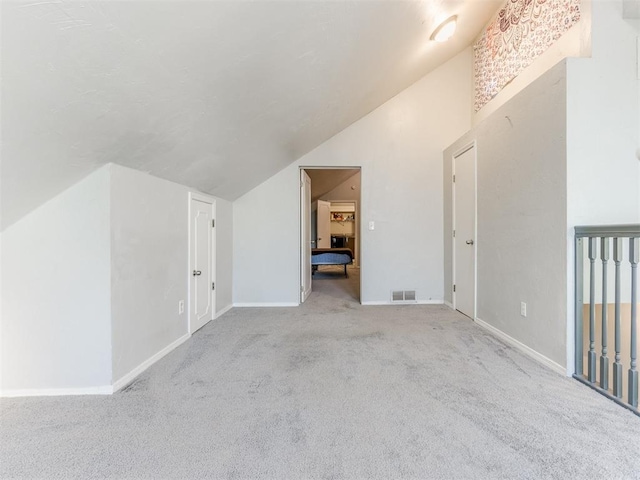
[300,167,361,303]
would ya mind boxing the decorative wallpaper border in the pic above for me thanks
[474,0,581,112]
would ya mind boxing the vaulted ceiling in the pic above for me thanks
[1,0,503,230]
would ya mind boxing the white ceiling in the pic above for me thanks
[1,0,502,230]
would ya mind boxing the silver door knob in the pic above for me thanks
[466,239,474,245]
[193,270,202,276]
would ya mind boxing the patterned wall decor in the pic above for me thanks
[474,0,581,112]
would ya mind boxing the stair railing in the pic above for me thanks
[575,224,639,415]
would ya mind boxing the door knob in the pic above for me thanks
[466,240,474,245]
[193,270,202,276]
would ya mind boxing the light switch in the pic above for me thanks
[368,221,375,231]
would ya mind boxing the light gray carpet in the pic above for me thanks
[2,272,639,479]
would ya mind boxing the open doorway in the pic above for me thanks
[300,167,361,304]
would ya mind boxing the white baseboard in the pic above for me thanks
[233,302,298,307]
[112,333,191,392]
[0,385,113,398]
[474,318,566,376]
[215,304,233,319]
[361,300,444,306]
[444,301,454,309]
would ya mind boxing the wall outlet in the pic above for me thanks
[520,302,527,317]
[368,221,375,231]
[178,300,185,315]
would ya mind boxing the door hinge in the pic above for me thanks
[212,282,215,290]
[453,175,456,183]
[453,284,456,292]
[212,219,215,228]
[453,230,456,238]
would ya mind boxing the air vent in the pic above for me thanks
[391,290,417,303]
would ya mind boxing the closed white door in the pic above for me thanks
[300,170,312,303]
[317,200,331,248]
[454,145,476,319]
[189,196,215,333]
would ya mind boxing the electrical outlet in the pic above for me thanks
[178,300,185,315]
[520,302,527,317]
[368,221,375,231]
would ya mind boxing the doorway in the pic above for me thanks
[300,167,361,304]
[188,192,216,333]
[453,143,476,319]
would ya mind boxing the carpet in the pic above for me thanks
[1,278,639,479]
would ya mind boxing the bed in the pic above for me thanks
[311,248,354,278]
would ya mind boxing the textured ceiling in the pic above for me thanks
[1,0,503,230]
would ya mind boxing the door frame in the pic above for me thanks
[187,191,217,334]
[452,142,477,319]
[298,166,362,305]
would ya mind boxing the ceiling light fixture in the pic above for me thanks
[430,15,458,42]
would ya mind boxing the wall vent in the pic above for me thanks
[391,290,417,303]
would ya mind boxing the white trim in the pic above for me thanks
[444,300,454,309]
[474,317,566,376]
[451,141,478,319]
[361,300,444,306]
[215,304,233,319]
[0,385,113,398]
[188,192,217,335]
[233,302,298,307]
[112,333,191,392]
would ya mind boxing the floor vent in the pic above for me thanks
[391,290,417,303]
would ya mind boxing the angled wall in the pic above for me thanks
[1,167,113,394]
[233,48,474,305]
[1,164,233,395]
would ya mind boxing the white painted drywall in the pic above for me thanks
[0,167,112,393]
[110,165,190,382]
[0,163,234,394]
[444,62,569,367]
[110,165,233,383]
[233,49,474,305]
[566,0,640,371]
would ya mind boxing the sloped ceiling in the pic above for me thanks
[306,169,360,202]
[1,0,502,230]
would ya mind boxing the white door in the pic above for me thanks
[317,200,331,248]
[189,195,215,333]
[300,170,312,303]
[454,145,476,319]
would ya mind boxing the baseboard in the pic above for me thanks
[233,302,298,307]
[474,317,566,376]
[215,304,233,319]
[112,333,191,392]
[361,300,444,306]
[444,300,454,309]
[0,385,113,398]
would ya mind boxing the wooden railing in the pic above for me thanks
[575,225,639,415]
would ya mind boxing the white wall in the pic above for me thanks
[444,62,568,368]
[234,48,473,305]
[110,165,190,382]
[0,163,234,394]
[1,167,112,393]
[110,164,234,384]
[566,0,640,370]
